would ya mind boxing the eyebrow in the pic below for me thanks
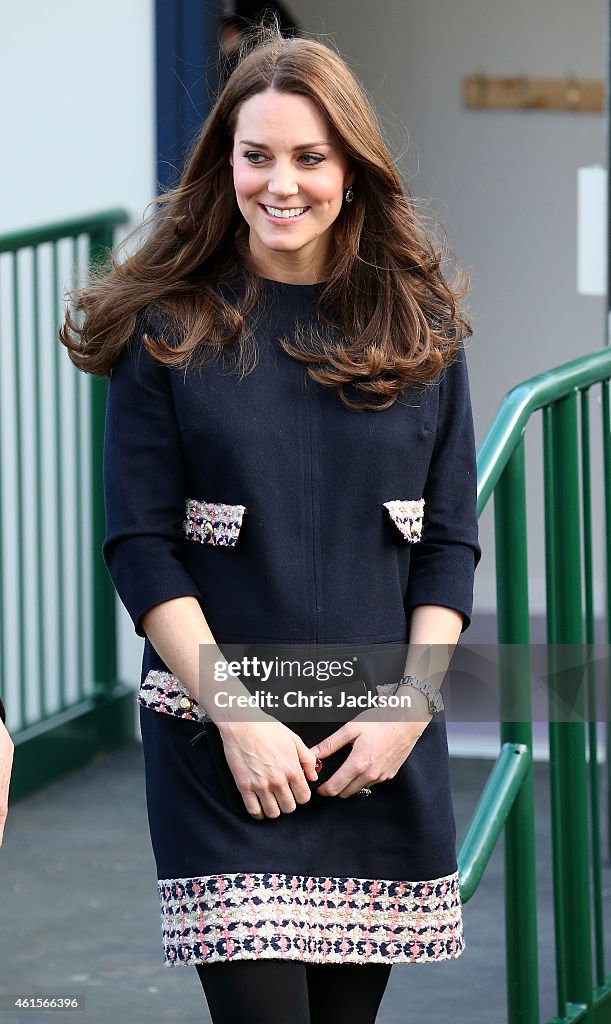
[238,140,331,149]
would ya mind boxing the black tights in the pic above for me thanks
[196,958,392,1024]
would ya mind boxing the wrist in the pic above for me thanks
[396,684,433,720]
[215,712,274,736]
[396,674,444,716]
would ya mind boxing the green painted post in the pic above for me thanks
[52,242,67,709]
[32,246,47,717]
[87,227,117,702]
[603,381,611,863]
[494,438,540,1024]
[12,255,27,728]
[543,406,570,1017]
[546,395,593,1017]
[71,236,86,702]
[580,389,606,988]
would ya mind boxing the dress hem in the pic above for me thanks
[157,869,464,968]
[166,943,466,968]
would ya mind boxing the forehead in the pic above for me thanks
[234,90,332,144]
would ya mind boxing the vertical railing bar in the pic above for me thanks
[12,254,27,728]
[52,242,66,710]
[71,235,86,701]
[544,405,558,640]
[495,436,540,1024]
[580,389,595,637]
[580,387,606,987]
[88,227,117,701]
[547,393,593,1013]
[602,379,611,859]
[543,404,568,1017]
[33,246,46,719]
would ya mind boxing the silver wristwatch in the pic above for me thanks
[397,674,444,715]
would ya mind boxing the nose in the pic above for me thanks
[266,160,299,198]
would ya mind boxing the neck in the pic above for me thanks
[245,231,331,285]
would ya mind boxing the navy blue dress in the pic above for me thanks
[102,277,481,968]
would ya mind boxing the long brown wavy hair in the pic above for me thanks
[59,21,472,411]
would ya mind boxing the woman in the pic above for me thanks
[61,24,480,1024]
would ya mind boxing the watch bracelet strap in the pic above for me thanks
[397,674,444,713]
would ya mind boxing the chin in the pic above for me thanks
[254,230,314,253]
[263,239,311,252]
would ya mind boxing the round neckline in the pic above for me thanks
[258,276,327,289]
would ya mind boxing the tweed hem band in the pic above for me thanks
[158,869,464,967]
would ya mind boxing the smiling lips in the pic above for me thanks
[259,203,311,221]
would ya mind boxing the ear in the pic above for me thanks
[345,167,356,189]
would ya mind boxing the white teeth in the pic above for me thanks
[263,205,308,219]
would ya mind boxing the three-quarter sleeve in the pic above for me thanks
[404,344,481,632]
[102,309,203,637]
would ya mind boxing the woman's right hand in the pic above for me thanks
[218,718,319,819]
[0,718,14,847]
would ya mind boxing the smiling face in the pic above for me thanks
[229,89,354,283]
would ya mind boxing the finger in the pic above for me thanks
[272,783,299,815]
[257,787,284,819]
[296,741,320,781]
[316,761,371,798]
[336,774,376,799]
[242,790,265,820]
[312,726,353,759]
[288,770,315,807]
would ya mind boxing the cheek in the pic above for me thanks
[232,162,261,199]
[307,171,346,210]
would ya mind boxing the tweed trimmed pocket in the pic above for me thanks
[183,499,246,547]
[137,669,211,722]
[383,499,425,543]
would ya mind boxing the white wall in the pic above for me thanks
[0,0,156,235]
[1,2,157,711]
[291,0,608,625]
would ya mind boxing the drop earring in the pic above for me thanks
[344,186,354,203]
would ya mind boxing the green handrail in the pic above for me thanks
[0,209,129,253]
[0,208,132,800]
[458,742,531,903]
[457,345,611,1024]
[476,347,611,512]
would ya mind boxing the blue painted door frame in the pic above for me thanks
[155,0,222,192]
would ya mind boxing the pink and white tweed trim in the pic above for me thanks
[183,499,246,547]
[383,499,425,543]
[158,869,463,967]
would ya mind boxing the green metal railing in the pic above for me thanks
[0,210,132,797]
[457,348,611,1024]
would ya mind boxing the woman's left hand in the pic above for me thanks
[312,696,432,799]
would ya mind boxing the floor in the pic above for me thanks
[0,741,609,1024]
